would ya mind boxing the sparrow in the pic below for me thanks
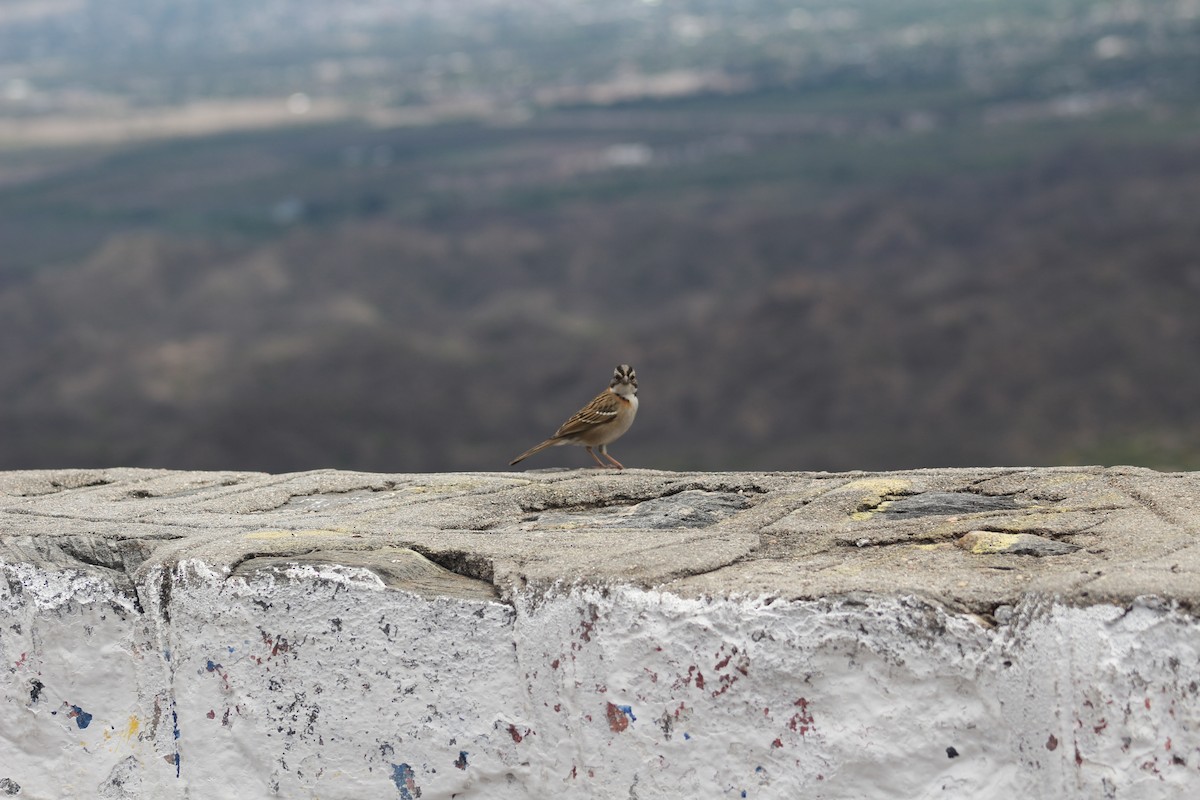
[510,364,638,469]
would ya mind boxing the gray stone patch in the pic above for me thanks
[516,490,752,530]
[881,492,1028,517]
[956,530,1082,557]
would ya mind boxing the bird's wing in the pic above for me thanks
[553,391,623,438]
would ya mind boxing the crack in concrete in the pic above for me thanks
[1124,485,1184,528]
[519,480,769,514]
[408,547,497,586]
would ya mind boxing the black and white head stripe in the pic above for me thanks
[610,364,637,389]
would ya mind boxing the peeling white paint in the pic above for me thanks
[2,562,1199,799]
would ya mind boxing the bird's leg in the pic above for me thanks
[585,446,608,468]
[600,446,624,470]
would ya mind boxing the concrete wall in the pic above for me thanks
[3,563,1198,799]
[2,467,1199,798]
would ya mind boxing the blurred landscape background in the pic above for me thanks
[1,0,1199,473]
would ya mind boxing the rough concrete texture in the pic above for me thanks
[1,466,1199,798]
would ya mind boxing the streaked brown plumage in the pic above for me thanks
[510,364,638,469]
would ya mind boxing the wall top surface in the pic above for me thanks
[1,465,1197,613]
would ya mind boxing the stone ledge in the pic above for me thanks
[2,467,1199,798]
[2,465,1199,612]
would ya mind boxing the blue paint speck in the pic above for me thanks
[227,646,235,653]
[70,705,93,729]
[454,751,468,770]
[171,706,181,777]
[163,649,171,662]
[390,763,417,800]
[683,732,691,740]
[205,660,221,672]
[615,704,636,723]
[741,792,747,798]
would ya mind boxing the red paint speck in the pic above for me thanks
[206,710,215,719]
[508,724,523,744]
[788,698,815,735]
[763,707,770,716]
[771,738,783,748]
[569,766,577,780]
[711,673,738,698]
[1075,746,1083,767]
[1165,738,1172,751]
[1046,734,1059,751]
[270,637,289,656]
[605,702,630,733]
[1093,720,1107,734]
[1145,698,1152,710]
[550,659,560,670]
[554,704,561,713]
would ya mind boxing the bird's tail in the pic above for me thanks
[509,438,557,466]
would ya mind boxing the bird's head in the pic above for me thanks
[609,364,637,398]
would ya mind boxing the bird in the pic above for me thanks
[510,364,638,469]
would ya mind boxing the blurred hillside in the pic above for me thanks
[1,0,1199,471]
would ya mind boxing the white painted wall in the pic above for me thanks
[2,561,1198,799]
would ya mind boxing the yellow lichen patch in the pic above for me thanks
[843,477,913,495]
[244,529,348,540]
[1056,491,1128,512]
[957,531,1022,554]
[1038,473,1099,490]
[843,477,912,520]
[980,513,1060,532]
